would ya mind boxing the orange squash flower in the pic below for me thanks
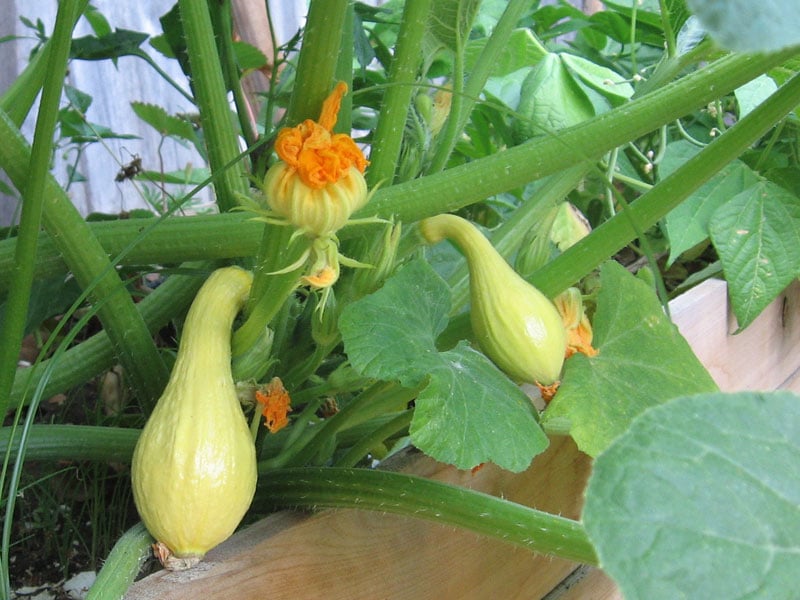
[255,377,292,433]
[264,82,370,239]
[257,83,379,301]
[274,82,368,190]
[554,287,599,359]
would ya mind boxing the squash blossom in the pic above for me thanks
[261,82,372,292]
[255,376,292,433]
[553,287,598,359]
[419,214,567,386]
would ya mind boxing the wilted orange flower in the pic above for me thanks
[255,377,292,433]
[554,287,598,359]
[565,314,599,358]
[259,83,377,305]
[537,380,561,404]
[274,82,368,189]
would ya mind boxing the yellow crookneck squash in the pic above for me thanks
[131,266,257,570]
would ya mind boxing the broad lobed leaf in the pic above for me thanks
[542,261,717,457]
[687,0,800,52]
[339,259,548,472]
[662,141,760,266]
[710,180,800,331]
[584,390,800,600]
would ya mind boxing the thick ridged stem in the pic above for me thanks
[359,48,800,223]
[366,0,432,187]
[178,0,250,211]
[257,467,598,565]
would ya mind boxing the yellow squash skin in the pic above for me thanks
[131,266,257,569]
[419,214,567,385]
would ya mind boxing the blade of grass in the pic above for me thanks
[0,109,170,409]
[0,7,87,593]
[1,269,113,599]
[0,0,88,423]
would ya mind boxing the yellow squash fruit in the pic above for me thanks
[131,266,257,570]
[419,214,567,385]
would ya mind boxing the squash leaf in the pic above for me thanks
[512,53,595,142]
[686,0,800,52]
[541,261,717,457]
[428,0,482,53]
[662,141,760,266]
[339,259,548,472]
[584,391,800,600]
[709,180,800,331]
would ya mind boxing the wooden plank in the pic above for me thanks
[540,566,620,600]
[670,278,800,392]
[126,278,800,599]
[126,436,593,599]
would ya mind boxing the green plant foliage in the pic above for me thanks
[231,40,268,72]
[735,74,779,118]
[542,262,717,457]
[428,0,482,52]
[512,53,595,142]
[0,275,81,335]
[709,180,800,330]
[559,53,634,106]
[687,0,800,52]
[3,0,800,594]
[339,260,548,472]
[583,391,800,600]
[70,29,149,61]
[130,101,197,143]
[464,28,548,77]
[662,141,761,265]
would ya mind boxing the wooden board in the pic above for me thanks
[126,436,593,600]
[126,278,800,599]
[670,278,800,393]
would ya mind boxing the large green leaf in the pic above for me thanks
[735,74,779,118]
[512,53,595,142]
[70,28,149,61]
[662,141,760,265]
[709,180,800,331]
[560,53,634,106]
[465,28,548,77]
[541,262,717,457]
[584,391,800,600]
[428,0,482,52]
[687,0,800,52]
[339,260,548,472]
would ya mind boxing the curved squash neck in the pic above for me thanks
[169,267,253,386]
[420,214,515,280]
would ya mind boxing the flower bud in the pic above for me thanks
[419,214,567,385]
